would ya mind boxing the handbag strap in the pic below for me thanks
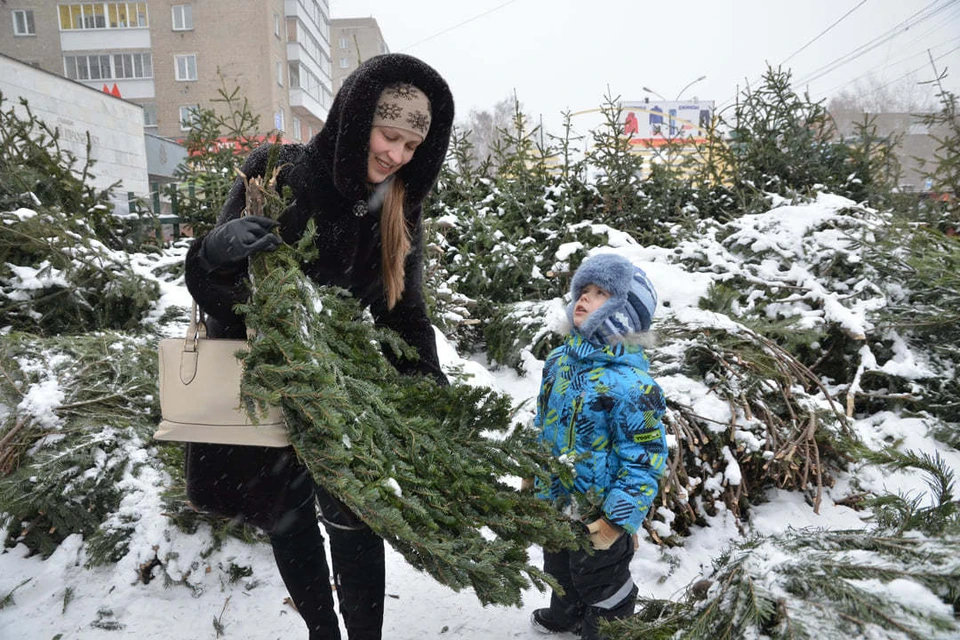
[186,299,256,344]
[183,301,206,353]
[185,181,266,350]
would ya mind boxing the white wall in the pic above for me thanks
[0,54,149,215]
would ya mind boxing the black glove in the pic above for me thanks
[198,215,282,271]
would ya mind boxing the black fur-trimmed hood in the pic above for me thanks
[310,53,454,210]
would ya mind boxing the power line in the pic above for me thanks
[795,0,958,86]
[849,42,960,100]
[718,0,959,111]
[716,0,888,110]
[890,2,960,55]
[397,0,522,52]
[822,32,960,98]
[781,0,869,66]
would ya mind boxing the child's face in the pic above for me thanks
[573,284,611,328]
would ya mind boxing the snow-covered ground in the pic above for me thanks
[2,196,957,639]
[0,496,876,640]
[0,340,888,640]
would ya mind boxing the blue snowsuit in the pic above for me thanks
[534,332,668,533]
[533,332,668,638]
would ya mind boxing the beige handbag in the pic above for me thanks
[153,302,289,447]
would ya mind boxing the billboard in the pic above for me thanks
[619,100,714,147]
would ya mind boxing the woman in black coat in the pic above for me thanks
[182,53,454,640]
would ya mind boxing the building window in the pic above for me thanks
[64,53,152,80]
[274,12,281,37]
[64,54,112,80]
[142,103,158,127]
[276,60,284,86]
[113,52,153,78]
[59,3,148,30]
[339,36,348,49]
[275,110,285,133]
[292,118,302,141]
[179,105,199,131]
[13,10,35,36]
[175,54,197,81]
[339,57,349,69]
[172,5,192,30]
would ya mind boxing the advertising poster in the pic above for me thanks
[619,100,714,146]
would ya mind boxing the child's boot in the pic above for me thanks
[531,608,581,635]
[579,584,638,640]
[531,592,584,635]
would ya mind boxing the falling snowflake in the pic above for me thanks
[406,110,430,134]
[376,103,403,120]
[386,83,417,100]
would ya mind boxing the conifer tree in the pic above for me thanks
[0,206,159,335]
[585,90,648,232]
[0,93,136,249]
[172,75,267,237]
[722,66,851,208]
[0,95,160,335]
[916,60,960,225]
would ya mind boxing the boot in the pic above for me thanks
[531,607,581,635]
[580,584,638,640]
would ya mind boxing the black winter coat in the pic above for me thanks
[181,54,454,530]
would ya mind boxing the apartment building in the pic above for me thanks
[330,17,388,95]
[0,1,333,142]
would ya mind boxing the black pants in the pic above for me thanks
[542,532,637,640]
[269,485,385,640]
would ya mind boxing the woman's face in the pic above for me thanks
[367,126,424,184]
[572,284,611,328]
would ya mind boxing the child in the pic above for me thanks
[531,253,668,639]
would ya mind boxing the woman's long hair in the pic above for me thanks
[380,178,411,309]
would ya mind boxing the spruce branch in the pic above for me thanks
[237,172,581,607]
[0,578,31,611]
[859,447,960,536]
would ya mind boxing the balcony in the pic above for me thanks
[60,28,150,52]
[289,87,328,122]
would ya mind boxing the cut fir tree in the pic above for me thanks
[234,161,582,608]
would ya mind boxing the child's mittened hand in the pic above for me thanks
[586,519,623,551]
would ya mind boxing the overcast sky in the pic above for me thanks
[330,0,960,135]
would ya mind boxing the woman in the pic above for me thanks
[182,53,454,640]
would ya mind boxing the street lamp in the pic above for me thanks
[641,86,665,101]
[642,76,707,101]
[675,75,706,101]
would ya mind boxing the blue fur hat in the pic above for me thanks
[568,254,658,345]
